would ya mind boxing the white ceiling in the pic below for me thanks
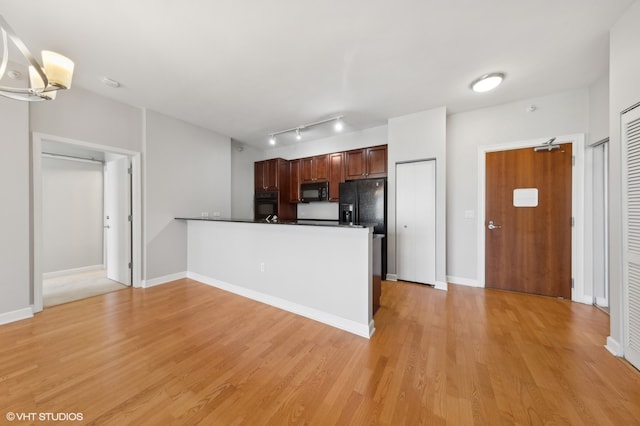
[0,0,634,148]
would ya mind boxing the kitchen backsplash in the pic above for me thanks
[297,201,339,220]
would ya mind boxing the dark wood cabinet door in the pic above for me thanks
[254,161,266,191]
[289,159,301,203]
[314,154,330,181]
[366,145,387,178]
[301,155,329,182]
[265,159,279,190]
[345,149,367,179]
[328,152,344,201]
[300,157,314,183]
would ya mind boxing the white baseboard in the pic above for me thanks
[596,297,609,307]
[143,271,187,288]
[188,271,372,339]
[574,294,594,305]
[0,307,33,325]
[434,280,448,291]
[43,264,104,279]
[386,273,398,281]
[605,336,623,357]
[447,276,482,288]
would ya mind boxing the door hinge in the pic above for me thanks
[128,165,132,175]
[128,215,132,222]
[571,217,575,227]
[571,278,574,289]
[128,262,132,269]
[572,155,575,166]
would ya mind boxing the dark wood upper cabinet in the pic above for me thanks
[255,158,285,192]
[289,159,301,203]
[328,152,344,201]
[301,154,330,183]
[345,145,388,180]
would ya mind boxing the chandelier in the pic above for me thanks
[0,15,74,101]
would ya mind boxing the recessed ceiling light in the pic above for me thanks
[470,72,505,93]
[269,135,276,145]
[101,77,121,88]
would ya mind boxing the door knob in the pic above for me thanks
[488,220,502,230]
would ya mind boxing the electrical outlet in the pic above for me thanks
[213,211,221,217]
[260,262,265,272]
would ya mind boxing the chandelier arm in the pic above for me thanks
[0,15,49,89]
[0,28,8,80]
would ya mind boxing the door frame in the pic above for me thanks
[32,132,143,313]
[476,133,590,304]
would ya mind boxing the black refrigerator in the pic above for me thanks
[339,178,387,277]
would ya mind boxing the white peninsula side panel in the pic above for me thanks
[186,220,374,338]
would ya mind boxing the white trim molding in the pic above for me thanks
[434,281,448,291]
[0,307,33,325]
[386,274,398,281]
[189,271,373,339]
[43,264,104,279]
[447,276,482,288]
[143,271,187,288]
[605,336,623,357]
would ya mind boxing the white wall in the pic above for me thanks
[263,125,388,160]
[42,157,103,273]
[231,142,264,220]
[187,220,373,337]
[388,107,447,288]
[589,71,610,145]
[145,110,232,282]
[0,97,30,321]
[30,87,143,152]
[608,0,640,354]
[446,89,589,284]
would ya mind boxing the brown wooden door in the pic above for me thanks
[485,143,572,298]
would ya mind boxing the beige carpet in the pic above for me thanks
[43,269,129,307]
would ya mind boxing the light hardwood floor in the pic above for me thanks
[1,279,639,425]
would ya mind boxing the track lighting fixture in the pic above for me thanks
[266,115,344,145]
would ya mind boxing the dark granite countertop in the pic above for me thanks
[175,217,382,234]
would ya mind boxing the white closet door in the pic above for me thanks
[396,160,436,284]
[105,155,131,286]
[623,106,640,369]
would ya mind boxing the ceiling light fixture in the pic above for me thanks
[470,72,505,93]
[0,15,75,101]
[267,115,344,145]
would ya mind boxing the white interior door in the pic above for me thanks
[396,160,436,284]
[622,106,640,369]
[105,154,131,285]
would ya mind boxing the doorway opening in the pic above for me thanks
[477,134,589,303]
[32,133,142,312]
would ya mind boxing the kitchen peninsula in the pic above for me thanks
[177,218,381,338]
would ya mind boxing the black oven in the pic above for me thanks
[254,191,278,220]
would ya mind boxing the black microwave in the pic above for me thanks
[300,181,329,202]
